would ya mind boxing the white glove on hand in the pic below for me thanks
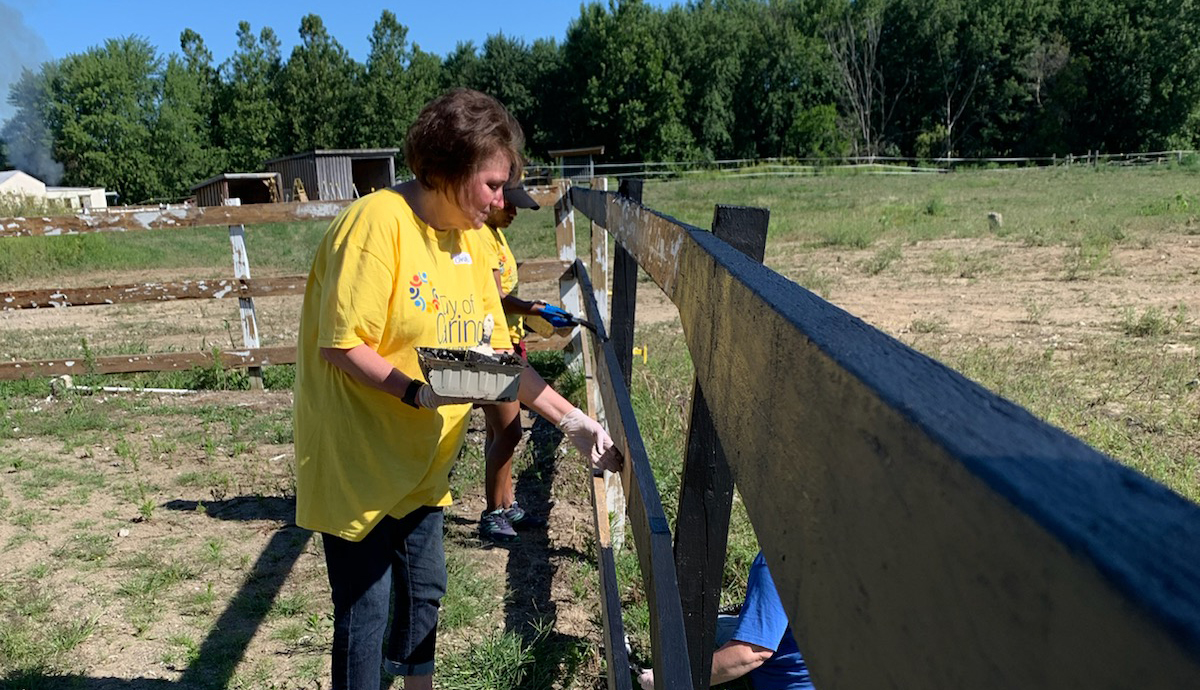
[557,407,620,471]
[636,668,654,690]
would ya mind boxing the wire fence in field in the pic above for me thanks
[525,149,1198,182]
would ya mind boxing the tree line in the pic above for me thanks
[2,0,1197,205]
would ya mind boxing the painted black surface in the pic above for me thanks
[611,180,643,390]
[569,186,609,227]
[681,225,1200,658]
[577,259,695,689]
[674,204,771,689]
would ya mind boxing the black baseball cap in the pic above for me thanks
[504,183,539,210]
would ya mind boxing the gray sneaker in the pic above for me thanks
[504,501,547,529]
[479,508,518,544]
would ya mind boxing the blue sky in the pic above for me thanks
[1,0,679,121]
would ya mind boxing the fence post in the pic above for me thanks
[555,179,582,370]
[229,224,263,389]
[590,176,628,550]
[607,178,642,552]
[611,179,643,389]
[590,176,610,337]
[673,205,769,690]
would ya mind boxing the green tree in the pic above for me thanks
[48,37,162,203]
[734,0,840,158]
[276,14,363,152]
[153,29,224,198]
[561,0,694,160]
[217,22,282,171]
[360,10,443,155]
[1060,0,1200,151]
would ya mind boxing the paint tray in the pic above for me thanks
[416,347,523,402]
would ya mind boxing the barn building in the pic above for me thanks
[262,149,398,201]
[190,172,284,207]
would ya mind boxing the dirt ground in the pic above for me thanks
[1,233,1198,687]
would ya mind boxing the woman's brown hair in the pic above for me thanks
[404,88,525,193]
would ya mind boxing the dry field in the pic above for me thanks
[1,166,1198,688]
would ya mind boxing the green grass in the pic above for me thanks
[618,324,763,660]
[2,166,1199,687]
[926,337,1200,503]
[643,166,1199,255]
[0,221,328,284]
[0,580,98,679]
[440,548,499,631]
[0,195,73,218]
[437,618,591,690]
[115,555,199,633]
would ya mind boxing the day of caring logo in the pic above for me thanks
[408,273,441,312]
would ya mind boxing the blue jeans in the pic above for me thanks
[322,507,446,690]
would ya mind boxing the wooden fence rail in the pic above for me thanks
[567,183,1200,689]
[0,185,572,382]
[0,200,353,238]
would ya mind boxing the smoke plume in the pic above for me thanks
[0,1,63,184]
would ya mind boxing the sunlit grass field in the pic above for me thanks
[1,164,1197,686]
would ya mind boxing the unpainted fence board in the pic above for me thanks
[229,225,263,389]
[0,200,350,237]
[575,259,693,690]
[2,261,566,312]
[579,192,1200,689]
[527,184,565,211]
[0,346,296,381]
[0,276,307,310]
[554,180,577,263]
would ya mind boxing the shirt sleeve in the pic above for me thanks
[731,552,790,653]
[316,212,396,350]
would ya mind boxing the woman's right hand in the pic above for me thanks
[557,407,623,472]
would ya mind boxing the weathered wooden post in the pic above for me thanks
[588,176,629,549]
[589,176,611,416]
[673,205,770,689]
[229,224,263,389]
[555,179,582,370]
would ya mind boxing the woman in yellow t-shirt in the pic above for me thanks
[293,88,621,690]
[476,179,577,543]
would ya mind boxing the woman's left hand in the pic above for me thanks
[557,407,622,472]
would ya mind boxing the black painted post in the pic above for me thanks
[611,179,643,389]
[674,204,769,690]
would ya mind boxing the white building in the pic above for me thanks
[45,186,108,210]
[0,169,45,197]
[0,169,108,210]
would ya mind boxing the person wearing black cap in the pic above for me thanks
[476,175,575,543]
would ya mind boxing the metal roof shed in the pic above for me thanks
[262,149,398,201]
[547,146,605,181]
[190,172,283,207]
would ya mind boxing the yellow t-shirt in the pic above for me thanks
[479,225,523,346]
[293,189,510,541]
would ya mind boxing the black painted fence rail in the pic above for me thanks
[566,181,1200,690]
